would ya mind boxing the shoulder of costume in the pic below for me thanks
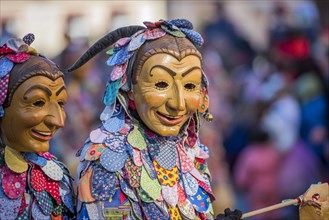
[0,146,76,219]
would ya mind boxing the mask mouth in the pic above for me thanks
[156,111,185,125]
[31,129,54,141]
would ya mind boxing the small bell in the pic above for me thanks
[203,110,213,122]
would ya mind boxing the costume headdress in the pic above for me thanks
[0,34,63,117]
[68,19,211,122]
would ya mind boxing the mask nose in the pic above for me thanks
[44,101,65,129]
[167,82,185,111]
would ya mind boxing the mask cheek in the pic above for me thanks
[186,94,200,112]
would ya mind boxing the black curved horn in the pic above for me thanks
[67,25,145,72]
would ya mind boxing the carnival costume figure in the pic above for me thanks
[0,34,76,219]
[69,19,241,220]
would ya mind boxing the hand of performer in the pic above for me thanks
[216,208,242,220]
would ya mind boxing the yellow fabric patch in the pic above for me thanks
[4,146,28,173]
[85,143,106,161]
[78,168,96,202]
[168,204,182,220]
[154,160,178,187]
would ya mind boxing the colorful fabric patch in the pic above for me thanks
[103,78,121,106]
[162,184,178,207]
[100,148,128,172]
[103,106,125,132]
[1,165,26,199]
[127,124,147,150]
[143,28,166,40]
[177,183,187,203]
[104,135,126,153]
[62,193,75,214]
[78,169,95,202]
[140,166,161,200]
[91,163,118,200]
[33,190,53,215]
[41,160,63,181]
[119,177,138,202]
[78,203,90,219]
[0,44,14,55]
[0,57,13,77]
[89,128,108,143]
[168,204,182,220]
[128,33,146,52]
[107,46,132,66]
[32,201,51,220]
[136,187,153,203]
[140,149,157,180]
[31,166,46,192]
[156,141,177,170]
[154,160,178,187]
[6,52,30,63]
[125,158,141,188]
[177,199,196,220]
[100,103,115,121]
[0,74,10,108]
[45,176,61,204]
[132,148,143,166]
[176,144,194,173]
[38,152,53,160]
[110,61,128,81]
[141,201,168,220]
[181,173,198,196]
[189,168,206,182]
[85,202,104,219]
[85,144,106,161]
[0,186,22,220]
[146,139,160,161]
[187,187,210,213]
[22,152,47,167]
[4,147,28,173]
[197,180,215,201]
[79,142,93,161]
[130,199,143,219]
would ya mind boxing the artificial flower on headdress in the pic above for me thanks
[0,34,38,117]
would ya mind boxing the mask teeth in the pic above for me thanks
[203,110,213,122]
[23,33,35,45]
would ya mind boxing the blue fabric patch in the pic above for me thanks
[22,152,47,167]
[0,186,22,220]
[107,46,132,66]
[91,163,118,200]
[100,148,128,172]
[140,149,157,179]
[0,57,13,78]
[141,201,168,220]
[78,203,90,219]
[103,78,121,106]
[103,106,125,133]
[187,186,210,212]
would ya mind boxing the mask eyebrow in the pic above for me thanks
[23,85,52,99]
[56,86,66,96]
[150,65,201,77]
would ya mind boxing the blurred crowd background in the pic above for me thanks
[1,1,328,219]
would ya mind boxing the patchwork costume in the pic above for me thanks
[0,35,76,219]
[73,19,215,219]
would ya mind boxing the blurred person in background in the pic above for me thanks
[234,127,282,220]
[51,16,107,176]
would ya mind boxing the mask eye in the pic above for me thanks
[58,100,66,109]
[33,100,45,107]
[184,83,196,91]
[155,81,169,90]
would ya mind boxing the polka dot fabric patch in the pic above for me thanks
[177,183,187,203]
[104,135,126,153]
[156,141,177,170]
[45,176,61,204]
[0,74,10,106]
[1,165,26,199]
[181,173,198,196]
[100,148,128,172]
[31,200,50,220]
[41,160,63,181]
[141,201,168,220]
[140,149,157,180]
[31,166,46,192]
[140,166,161,200]
[32,190,53,215]
[127,124,147,150]
[187,186,210,213]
